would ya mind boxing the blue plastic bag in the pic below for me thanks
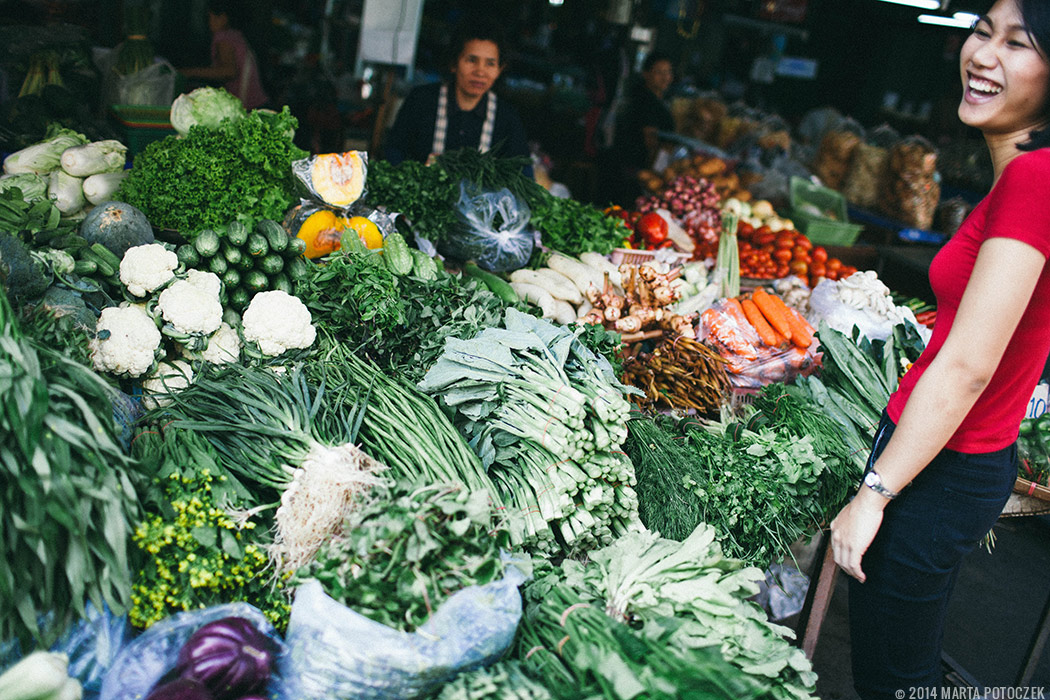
[277,566,525,700]
[52,605,133,700]
[100,603,286,700]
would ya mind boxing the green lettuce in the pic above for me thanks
[169,86,246,136]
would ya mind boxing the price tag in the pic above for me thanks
[1026,382,1049,419]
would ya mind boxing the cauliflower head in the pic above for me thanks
[120,243,179,297]
[141,360,194,410]
[90,303,162,377]
[157,278,223,336]
[201,321,242,364]
[185,269,222,299]
[242,290,316,356]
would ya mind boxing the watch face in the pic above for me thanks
[864,471,878,487]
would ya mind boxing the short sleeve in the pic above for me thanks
[983,149,1050,258]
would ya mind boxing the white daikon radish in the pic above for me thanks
[82,170,128,205]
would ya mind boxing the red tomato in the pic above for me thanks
[826,258,842,272]
[775,236,796,249]
[792,246,811,262]
[789,260,809,276]
[794,236,813,250]
[773,248,793,264]
[775,264,790,278]
[810,263,826,278]
[754,232,776,247]
[811,246,828,263]
[738,221,755,238]
[636,212,668,245]
[840,265,858,277]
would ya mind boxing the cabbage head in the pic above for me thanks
[170,87,246,136]
[0,173,48,202]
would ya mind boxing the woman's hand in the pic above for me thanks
[830,488,888,583]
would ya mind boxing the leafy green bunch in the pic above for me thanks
[294,481,507,632]
[117,107,307,232]
[0,286,146,647]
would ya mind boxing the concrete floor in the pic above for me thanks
[807,513,1050,698]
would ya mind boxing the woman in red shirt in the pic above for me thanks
[831,0,1050,695]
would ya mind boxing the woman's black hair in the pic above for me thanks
[641,51,672,74]
[207,0,244,29]
[1016,0,1050,150]
[448,15,507,68]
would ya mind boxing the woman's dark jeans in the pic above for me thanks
[849,412,1017,699]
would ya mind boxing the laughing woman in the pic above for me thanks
[830,0,1050,696]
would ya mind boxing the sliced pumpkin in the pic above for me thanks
[284,204,346,259]
[309,151,366,207]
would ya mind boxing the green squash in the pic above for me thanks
[79,200,155,258]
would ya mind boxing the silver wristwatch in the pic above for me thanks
[863,470,900,500]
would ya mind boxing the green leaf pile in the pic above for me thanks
[117,107,306,233]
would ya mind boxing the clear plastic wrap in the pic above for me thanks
[293,151,369,208]
[50,605,133,700]
[100,603,285,700]
[277,567,525,700]
[698,299,819,389]
[440,182,534,272]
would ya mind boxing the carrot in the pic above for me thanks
[723,297,751,329]
[785,306,814,349]
[741,297,779,347]
[751,287,792,341]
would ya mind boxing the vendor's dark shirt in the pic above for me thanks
[384,81,530,165]
[612,82,675,172]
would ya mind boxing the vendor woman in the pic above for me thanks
[384,18,530,168]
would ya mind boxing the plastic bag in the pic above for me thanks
[100,603,285,700]
[51,605,132,700]
[808,277,895,342]
[698,299,818,389]
[440,182,533,272]
[292,152,368,208]
[115,60,176,107]
[754,563,810,623]
[277,567,525,700]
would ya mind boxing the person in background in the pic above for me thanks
[606,51,675,206]
[181,0,268,110]
[830,0,1050,696]
[383,16,530,170]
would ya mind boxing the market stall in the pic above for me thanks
[0,81,1044,700]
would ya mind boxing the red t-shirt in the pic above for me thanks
[886,148,1050,452]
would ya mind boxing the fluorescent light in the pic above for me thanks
[953,11,979,22]
[917,13,977,27]
[877,0,941,9]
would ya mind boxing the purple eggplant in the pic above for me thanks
[145,678,215,700]
[174,617,274,698]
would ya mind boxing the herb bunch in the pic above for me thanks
[364,159,458,245]
[295,481,507,632]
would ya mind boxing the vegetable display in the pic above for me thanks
[621,335,729,412]
[295,481,507,632]
[117,107,307,232]
[419,308,640,554]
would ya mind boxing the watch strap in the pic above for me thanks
[864,470,900,499]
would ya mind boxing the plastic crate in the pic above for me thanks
[788,176,864,246]
[110,104,175,156]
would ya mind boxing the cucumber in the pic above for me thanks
[381,231,413,275]
[246,233,269,258]
[82,244,118,277]
[208,254,228,275]
[256,218,289,253]
[223,243,244,267]
[236,252,255,271]
[244,269,269,293]
[271,273,293,294]
[259,253,284,276]
[194,229,221,257]
[74,259,97,276]
[222,268,242,289]
[284,235,307,258]
[463,262,517,305]
[286,256,310,281]
[51,233,88,251]
[230,286,251,310]
[226,220,249,246]
[176,243,200,269]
